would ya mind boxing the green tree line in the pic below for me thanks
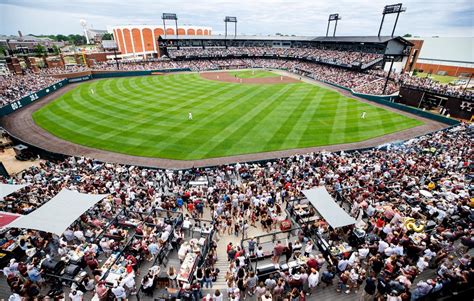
[29,34,88,45]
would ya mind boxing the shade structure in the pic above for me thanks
[0,183,28,200]
[302,187,356,229]
[0,211,21,228]
[7,189,108,235]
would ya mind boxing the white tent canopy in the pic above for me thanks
[0,183,28,200]
[302,187,356,229]
[7,189,108,235]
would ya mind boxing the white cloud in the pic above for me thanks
[0,0,472,37]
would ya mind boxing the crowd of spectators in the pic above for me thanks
[38,65,90,76]
[2,46,471,108]
[0,71,64,107]
[1,122,473,300]
[399,74,472,99]
[367,70,473,99]
[168,46,383,66]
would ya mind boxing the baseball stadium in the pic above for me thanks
[0,1,473,301]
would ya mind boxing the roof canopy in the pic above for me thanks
[0,183,28,200]
[302,187,356,229]
[160,34,411,45]
[0,211,21,228]
[7,189,108,235]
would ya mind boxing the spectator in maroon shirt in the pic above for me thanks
[273,240,285,264]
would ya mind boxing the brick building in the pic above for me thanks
[108,25,212,57]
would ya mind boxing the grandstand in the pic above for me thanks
[0,3,473,301]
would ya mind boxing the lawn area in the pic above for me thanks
[416,72,459,84]
[228,70,279,78]
[32,72,423,160]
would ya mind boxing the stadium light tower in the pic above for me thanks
[224,16,238,47]
[162,13,178,44]
[326,14,341,37]
[80,19,90,44]
[383,55,395,95]
[378,3,407,37]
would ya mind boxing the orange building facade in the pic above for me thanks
[109,25,212,56]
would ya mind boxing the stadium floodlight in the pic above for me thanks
[162,13,178,20]
[326,14,341,37]
[224,16,237,23]
[162,13,179,43]
[224,17,238,37]
[224,16,238,48]
[328,13,340,21]
[378,3,407,37]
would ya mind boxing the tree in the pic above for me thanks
[52,45,60,55]
[403,34,412,38]
[68,34,87,45]
[102,33,114,40]
[56,34,69,42]
[0,46,6,57]
[34,44,46,57]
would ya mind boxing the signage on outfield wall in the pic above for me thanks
[0,79,69,117]
[68,75,92,83]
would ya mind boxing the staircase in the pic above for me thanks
[213,255,230,289]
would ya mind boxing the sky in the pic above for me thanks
[1,0,473,37]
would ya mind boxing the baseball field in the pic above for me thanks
[32,70,423,160]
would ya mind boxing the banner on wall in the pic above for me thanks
[68,75,92,83]
[0,79,69,117]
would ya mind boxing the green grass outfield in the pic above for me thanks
[32,71,423,160]
[228,70,279,78]
[416,72,459,84]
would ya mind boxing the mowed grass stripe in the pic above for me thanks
[207,84,302,157]
[54,76,232,136]
[141,84,281,157]
[33,71,424,160]
[33,76,218,144]
[184,84,296,158]
[108,81,258,147]
[119,84,263,155]
[263,86,320,150]
[287,86,330,144]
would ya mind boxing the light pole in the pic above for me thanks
[378,4,407,37]
[383,56,395,95]
[224,16,238,48]
[162,13,178,47]
[326,14,341,37]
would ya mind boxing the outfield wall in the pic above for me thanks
[0,79,69,116]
